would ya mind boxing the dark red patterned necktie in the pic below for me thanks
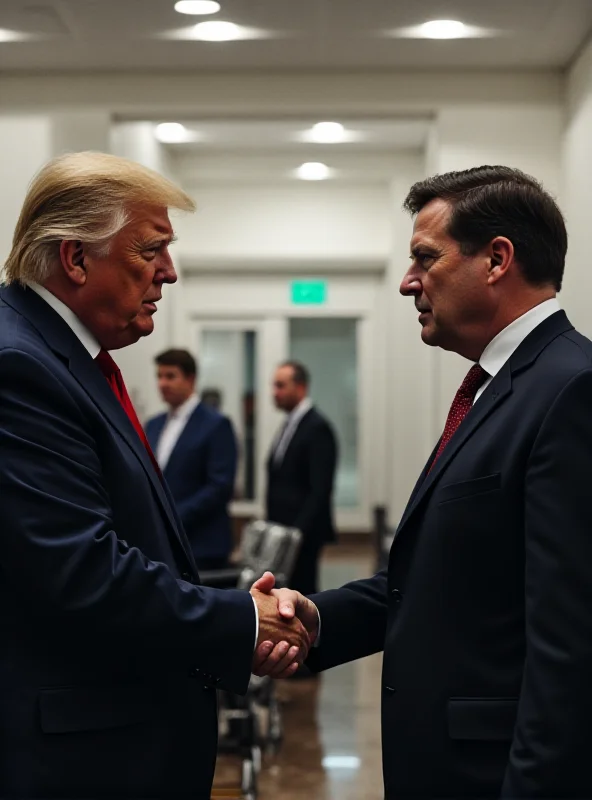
[428,363,489,473]
[95,349,162,478]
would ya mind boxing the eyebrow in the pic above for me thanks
[142,233,178,248]
[410,244,438,257]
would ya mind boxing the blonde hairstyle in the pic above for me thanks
[3,151,196,285]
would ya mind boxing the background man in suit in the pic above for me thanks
[0,151,309,800]
[254,166,592,798]
[146,348,237,572]
[266,360,338,596]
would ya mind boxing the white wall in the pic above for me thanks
[0,116,53,266]
[175,184,391,264]
[563,37,592,338]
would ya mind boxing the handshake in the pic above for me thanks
[249,571,319,678]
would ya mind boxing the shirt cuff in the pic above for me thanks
[313,606,321,647]
[252,594,259,652]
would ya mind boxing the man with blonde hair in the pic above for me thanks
[0,152,309,799]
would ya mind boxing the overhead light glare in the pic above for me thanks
[310,121,346,143]
[174,0,221,14]
[419,19,468,39]
[0,27,30,42]
[322,755,361,769]
[296,162,331,181]
[155,122,199,144]
[192,20,241,41]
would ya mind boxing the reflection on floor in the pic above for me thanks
[214,543,384,800]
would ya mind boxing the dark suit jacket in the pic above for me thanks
[0,284,255,800]
[146,405,237,561]
[266,407,337,547]
[308,311,592,799]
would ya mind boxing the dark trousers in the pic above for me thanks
[290,540,323,596]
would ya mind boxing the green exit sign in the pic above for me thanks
[291,280,327,305]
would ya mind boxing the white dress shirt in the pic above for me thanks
[273,397,313,464]
[156,394,200,470]
[475,298,561,403]
[28,282,100,358]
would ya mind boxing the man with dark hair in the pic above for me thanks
[266,360,338,596]
[254,166,592,798]
[146,348,237,571]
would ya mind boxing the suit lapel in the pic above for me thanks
[394,310,573,539]
[396,368,512,536]
[163,404,204,476]
[2,284,195,570]
[147,414,167,453]
[278,407,313,467]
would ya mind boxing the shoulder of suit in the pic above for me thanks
[198,404,230,428]
[145,411,167,428]
[304,407,333,430]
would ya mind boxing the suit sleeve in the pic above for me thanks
[294,421,337,538]
[306,569,388,672]
[176,416,237,526]
[0,348,254,694]
[501,368,592,797]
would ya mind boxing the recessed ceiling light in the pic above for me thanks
[192,20,241,41]
[0,28,30,42]
[174,1,221,15]
[155,122,199,144]
[419,19,468,39]
[296,162,332,181]
[310,122,346,143]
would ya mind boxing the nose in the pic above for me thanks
[158,249,178,286]
[400,267,422,297]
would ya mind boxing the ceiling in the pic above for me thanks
[0,0,591,73]
[160,118,432,151]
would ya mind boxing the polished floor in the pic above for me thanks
[213,544,384,800]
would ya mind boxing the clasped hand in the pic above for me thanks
[250,571,319,678]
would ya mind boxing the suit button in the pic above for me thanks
[189,667,201,678]
[384,685,397,695]
[181,572,193,582]
[391,589,403,604]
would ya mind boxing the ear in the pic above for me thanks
[59,240,88,286]
[486,237,514,286]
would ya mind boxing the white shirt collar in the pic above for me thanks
[169,393,199,422]
[27,282,101,359]
[479,298,561,380]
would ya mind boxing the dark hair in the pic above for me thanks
[403,166,567,291]
[281,360,310,387]
[155,348,197,378]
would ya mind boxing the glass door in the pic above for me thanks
[195,323,259,503]
[289,317,359,509]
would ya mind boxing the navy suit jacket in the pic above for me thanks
[0,283,255,800]
[266,407,337,547]
[146,405,237,560]
[308,311,592,799]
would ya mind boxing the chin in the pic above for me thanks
[132,316,155,339]
[420,325,438,346]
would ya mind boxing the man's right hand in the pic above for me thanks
[250,572,320,678]
[250,575,312,677]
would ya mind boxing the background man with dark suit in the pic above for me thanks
[0,151,309,800]
[146,348,237,572]
[254,166,592,798]
[266,361,338,597]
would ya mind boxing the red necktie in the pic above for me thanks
[95,349,162,478]
[429,363,489,472]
